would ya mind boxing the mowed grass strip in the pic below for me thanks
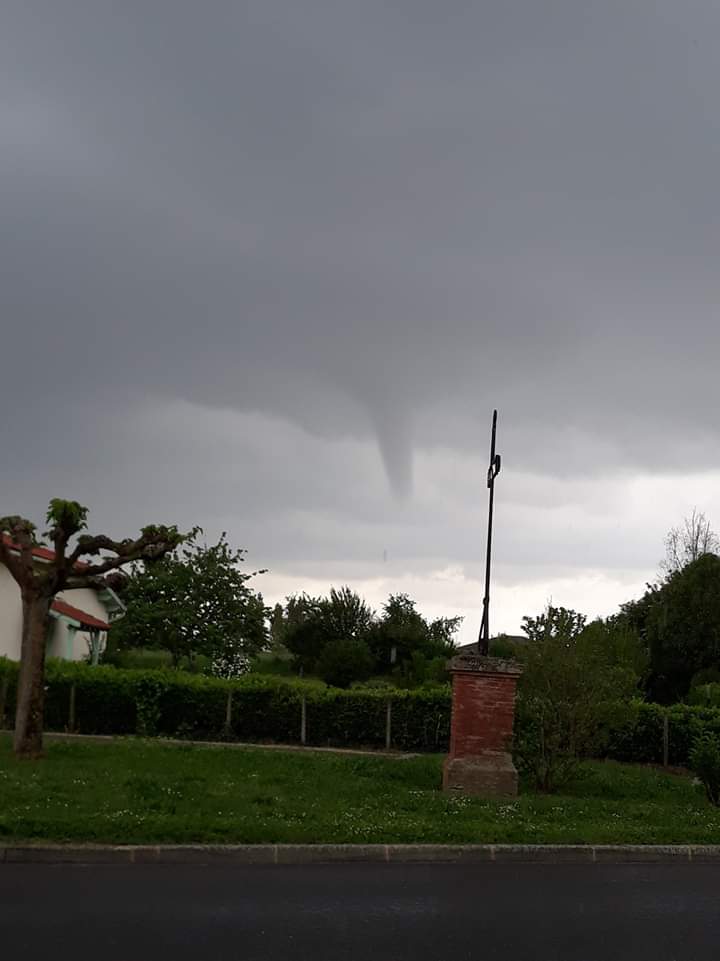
[1,735,719,845]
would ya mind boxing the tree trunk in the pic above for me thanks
[13,593,52,759]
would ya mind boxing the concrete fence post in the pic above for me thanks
[224,690,233,735]
[0,676,8,728]
[385,698,392,751]
[68,683,76,733]
[300,694,307,746]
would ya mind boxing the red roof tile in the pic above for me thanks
[51,599,110,631]
[1,534,89,569]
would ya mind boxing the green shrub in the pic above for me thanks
[249,653,296,677]
[688,683,720,709]
[515,627,639,792]
[0,658,19,728]
[392,652,450,688]
[306,688,387,747]
[668,705,720,767]
[135,675,168,737]
[690,666,720,689]
[156,673,227,739]
[488,636,520,659]
[390,688,451,751]
[102,648,174,671]
[0,656,18,679]
[603,702,666,765]
[315,638,375,688]
[351,677,396,690]
[73,666,138,735]
[689,734,720,805]
[231,676,304,743]
[599,701,720,769]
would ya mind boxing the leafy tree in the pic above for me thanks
[579,617,649,682]
[282,587,373,674]
[268,602,287,651]
[392,650,450,688]
[0,502,184,758]
[617,582,661,641]
[521,605,586,643]
[368,594,460,673]
[612,508,720,668]
[278,587,460,687]
[489,634,523,659]
[318,586,374,641]
[642,554,720,702]
[315,637,375,688]
[426,615,462,656]
[279,594,326,673]
[691,666,720,688]
[687,683,720,709]
[662,508,720,577]
[515,606,639,791]
[111,532,268,673]
[367,594,427,669]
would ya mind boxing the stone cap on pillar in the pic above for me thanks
[448,653,523,677]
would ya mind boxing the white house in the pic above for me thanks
[0,536,124,663]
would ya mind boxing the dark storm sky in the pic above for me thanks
[3,1,719,634]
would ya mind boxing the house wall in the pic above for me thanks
[47,620,107,662]
[0,564,23,660]
[0,565,109,662]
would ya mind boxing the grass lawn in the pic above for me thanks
[1,735,719,845]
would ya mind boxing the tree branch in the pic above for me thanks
[0,515,37,589]
[0,534,23,585]
[44,500,90,589]
[68,534,135,567]
[63,573,116,592]
[66,527,185,584]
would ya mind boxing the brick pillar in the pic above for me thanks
[442,653,522,798]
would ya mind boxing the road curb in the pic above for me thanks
[3,844,720,865]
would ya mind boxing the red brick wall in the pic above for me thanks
[448,671,519,758]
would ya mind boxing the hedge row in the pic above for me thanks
[0,659,451,752]
[4,659,720,765]
[603,701,720,767]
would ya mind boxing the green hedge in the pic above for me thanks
[303,687,450,751]
[601,701,720,768]
[0,658,19,727]
[0,659,451,752]
[5,657,720,763]
[603,702,666,765]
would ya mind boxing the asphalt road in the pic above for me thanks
[3,862,720,960]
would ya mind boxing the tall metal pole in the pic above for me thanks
[478,409,501,655]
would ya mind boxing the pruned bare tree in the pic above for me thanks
[0,500,185,759]
[662,508,720,577]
